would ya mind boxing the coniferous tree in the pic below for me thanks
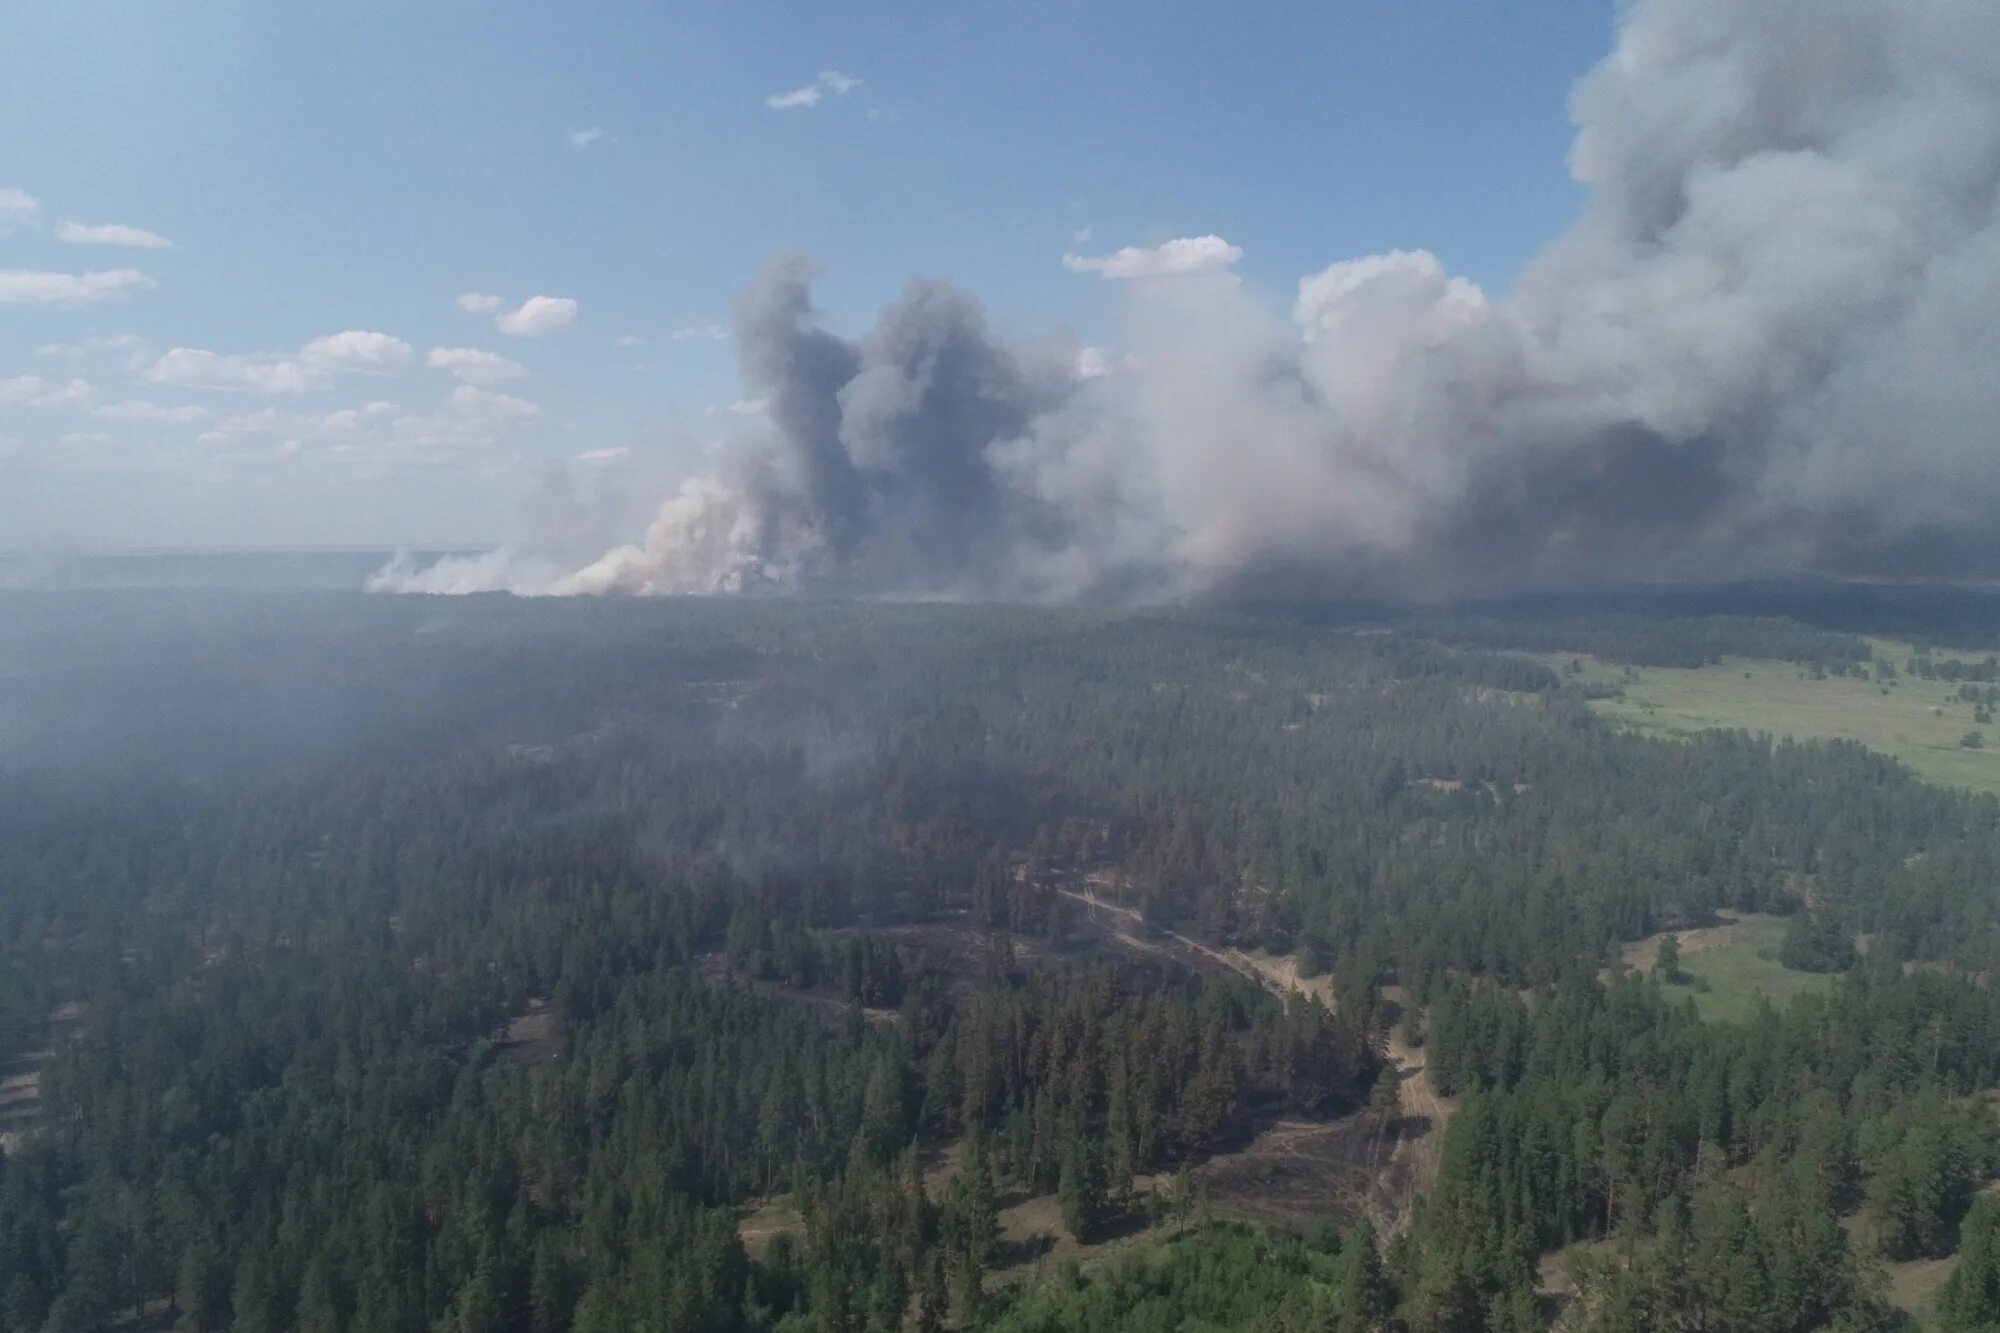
[1654,932,1682,982]
[176,1243,230,1333]
[1331,1221,1391,1332]
[1942,1194,2000,1331]
[1057,1134,1108,1243]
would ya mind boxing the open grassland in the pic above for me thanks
[1882,1252,1956,1330]
[1541,640,2000,797]
[1620,913,1836,1025]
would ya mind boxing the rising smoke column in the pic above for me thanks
[376,255,1080,596]
[375,0,2000,600]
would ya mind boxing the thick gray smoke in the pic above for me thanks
[375,0,2000,600]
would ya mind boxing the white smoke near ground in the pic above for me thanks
[374,0,2000,601]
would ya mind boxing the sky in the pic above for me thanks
[0,0,1614,550]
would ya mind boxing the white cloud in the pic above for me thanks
[1072,226,1094,244]
[460,292,579,337]
[197,384,541,458]
[0,268,155,306]
[448,384,540,421]
[1075,346,1109,379]
[578,447,630,463]
[321,401,400,431]
[615,334,647,348]
[61,432,113,446]
[0,373,210,427]
[0,188,41,225]
[203,401,396,444]
[56,221,174,249]
[766,70,862,109]
[569,127,605,150]
[93,399,210,425]
[709,397,769,417]
[0,375,95,409]
[496,295,577,337]
[144,331,412,395]
[146,349,322,394]
[301,330,413,369]
[671,323,728,342]
[36,334,146,360]
[367,388,542,454]
[426,346,526,384]
[1061,235,1243,280]
[766,85,824,110]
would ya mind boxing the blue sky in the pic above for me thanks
[0,0,1613,549]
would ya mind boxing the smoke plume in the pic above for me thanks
[375,0,2000,601]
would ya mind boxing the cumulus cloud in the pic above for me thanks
[569,126,605,150]
[56,221,174,248]
[302,330,413,369]
[456,292,505,315]
[36,334,146,360]
[426,346,527,384]
[0,376,95,409]
[320,401,401,433]
[146,349,320,395]
[0,374,209,426]
[495,295,578,337]
[766,70,862,109]
[1062,235,1244,280]
[199,402,398,449]
[447,384,539,421]
[92,399,210,425]
[199,384,539,459]
[0,189,42,225]
[0,269,154,306]
[378,0,2000,602]
[146,330,413,394]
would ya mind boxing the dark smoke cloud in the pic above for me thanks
[712,254,1076,593]
[376,0,2000,601]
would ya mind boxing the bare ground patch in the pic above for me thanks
[736,1197,805,1260]
[0,1063,44,1150]
[496,997,560,1062]
[0,1000,88,1152]
[1194,1113,1391,1232]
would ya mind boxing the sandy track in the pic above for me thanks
[1378,1021,1448,1228]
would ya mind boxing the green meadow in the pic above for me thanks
[1545,641,2000,797]
[1622,913,1836,1025]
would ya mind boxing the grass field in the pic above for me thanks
[1620,913,1836,1025]
[1541,640,2000,797]
[1883,1251,1957,1329]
